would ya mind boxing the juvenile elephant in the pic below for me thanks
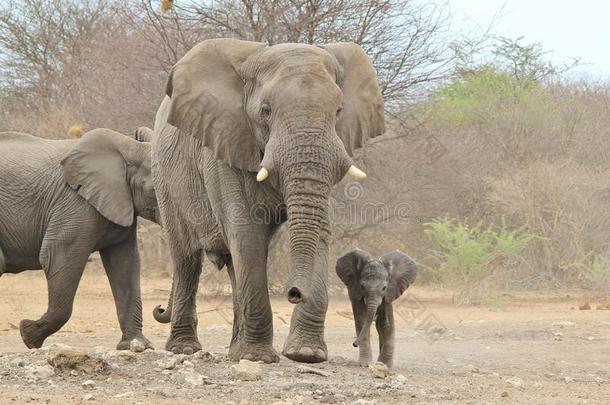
[336,249,418,368]
[152,38,385,362]
[0,128,158,349]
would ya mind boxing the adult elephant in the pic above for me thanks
[152,38,385,363]
[0,128,158,350]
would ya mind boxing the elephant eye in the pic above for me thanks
[260,104,271,120]
[336,106,343,116]
[382,286,387,292]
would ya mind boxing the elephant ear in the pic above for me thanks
[165,38,266,171]
[336,248,373,295]
[61,129,134,227]
[321,43,385,156]
[381,250,419,301]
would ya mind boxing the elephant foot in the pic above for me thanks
[229,340,279,363]
[117,334,154,351]
[19,319,48,349]
[282,332,328,363]
[165,334,202,355]
[359,356,373,367]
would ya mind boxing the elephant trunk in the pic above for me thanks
[284,187,330,304]
[353,298,381,347]
[153,277,174,323]
[276,123,340,304]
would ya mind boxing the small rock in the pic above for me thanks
[129,339,146,353]
[10,358,25,367]
[579,303,591,310]
[156,357,178,370]
[47,349,108,375]
[231,359,263,381]
[501,391,509,398]
[82,380,96,390]
[115,391,134,398]
[183,371,206,386]
[328,356,347,364]
[194,351,216,362]
[350,400,378,405]
[83,394,94,401]
[296,365,331,377]
[182,360,195,368]
[104,350,136,362]
[564,376,574,383]
[552,321,576,328]
[393,374,407,384]
[71,369,79,376]
[505,377,523,388]
[24,365,55,381]
[369,362,391,379]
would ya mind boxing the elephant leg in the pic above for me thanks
[166,245,204,355]
[100,231,153,351]
[282,243,329,363]
[376,303,395,368]
[349,299,372,365]
[20,242,89,349]
[228,226,278,363]
[225,260,240,349]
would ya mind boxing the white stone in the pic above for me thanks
[231,359,263,381]
[82,380,96,390]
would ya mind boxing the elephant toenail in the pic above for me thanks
[243,353,255,361]
[171,346,179,354]
[298,347,314,357]
[183,346,193,355]
[261,355,272,363]
[314,349,326,359]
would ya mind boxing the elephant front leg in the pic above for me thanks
[228,228,278,363]
[20,242,89,349]
[100,232,153,351]
[376,303,395,368]
[166,247,204,354]
[282,244,329,363]
[349,299,372,365]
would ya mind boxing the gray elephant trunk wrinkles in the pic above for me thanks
[354,298,381,347]
[270,124,342,304]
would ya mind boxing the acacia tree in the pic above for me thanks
[134,0,481,103]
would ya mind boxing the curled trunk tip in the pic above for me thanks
[153,305,171,323]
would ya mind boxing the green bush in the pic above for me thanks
[424,218,535,290]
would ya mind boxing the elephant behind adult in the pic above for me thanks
[152,38,385,363]
[0,128,158,349]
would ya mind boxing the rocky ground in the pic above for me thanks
[1,271,609,404]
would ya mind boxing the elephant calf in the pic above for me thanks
[0,128,158,350]
[336,248,419,368]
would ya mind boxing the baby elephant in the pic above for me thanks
[336,248,418,368]
[0,128,158,350]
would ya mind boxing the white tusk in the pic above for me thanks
[347,165,367,180]
[256,167,269,182]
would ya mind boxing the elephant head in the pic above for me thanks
[61,128,158,226]
[336,249,418,347]
[164,39,385,303]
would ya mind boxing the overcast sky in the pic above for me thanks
[448,0,610,79]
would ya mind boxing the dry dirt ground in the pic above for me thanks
[0,270,609,404]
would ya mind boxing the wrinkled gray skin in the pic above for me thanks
[152,38,385,363]
[0,128,158,350]
[336,249,418,368]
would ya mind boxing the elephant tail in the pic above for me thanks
[153,276,174,323]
